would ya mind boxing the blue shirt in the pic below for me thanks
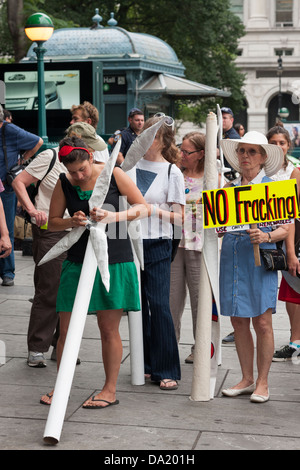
[0,123,40,181]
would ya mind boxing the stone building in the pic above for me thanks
[231,0,300,139]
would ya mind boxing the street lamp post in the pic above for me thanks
[277,54,283,117]
[25,13,54,146]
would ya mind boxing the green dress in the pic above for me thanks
[56,174,140,314]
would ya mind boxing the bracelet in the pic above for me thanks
[267,232,272,243]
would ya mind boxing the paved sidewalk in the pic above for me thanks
[0,251,300,451]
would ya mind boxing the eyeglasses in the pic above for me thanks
[180,149,200,157]
[236,147,261,157]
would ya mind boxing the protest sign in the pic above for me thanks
[203,179,299,229]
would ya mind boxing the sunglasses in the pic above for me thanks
[154,112,174,128]
[236,147,261,157]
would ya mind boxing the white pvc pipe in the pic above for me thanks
[43,238,97,445]
[190,112,220,402]
[125,166,145,386]
[190,255,213,401]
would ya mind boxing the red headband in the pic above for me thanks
[58,145,90,161]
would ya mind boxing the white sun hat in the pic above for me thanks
[220,131,284,177]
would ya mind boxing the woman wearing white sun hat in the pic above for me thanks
[219,131,290,403]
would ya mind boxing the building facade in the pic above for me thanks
[231,0,300,134]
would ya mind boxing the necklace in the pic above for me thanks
[184,175,202,199]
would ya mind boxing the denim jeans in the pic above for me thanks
[0,184,17,280]
[141,238,181,382]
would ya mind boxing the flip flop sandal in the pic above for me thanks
[82,397,120,409]
[159,379,178,390]
[40,392,53,405]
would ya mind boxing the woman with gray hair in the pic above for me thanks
[219,131,290,403]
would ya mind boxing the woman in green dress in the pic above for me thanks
[40,135,149,409]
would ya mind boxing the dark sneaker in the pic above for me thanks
[2,277,14,286]
[272,345,296,362]
[222,331,235,344]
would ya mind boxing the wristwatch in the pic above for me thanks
[267,232,272,243]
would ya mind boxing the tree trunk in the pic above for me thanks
[7,0,27,62]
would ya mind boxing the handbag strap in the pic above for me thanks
[31,148,57,199]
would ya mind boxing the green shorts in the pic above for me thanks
[56,259,140,313]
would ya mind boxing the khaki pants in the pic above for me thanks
[169,247,202,351]
[27,225,67,352]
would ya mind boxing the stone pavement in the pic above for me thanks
[0,251,300,452]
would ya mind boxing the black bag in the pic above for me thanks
[1,121,25,185]
[23,148,57,223]
[168,163,182,261]
[260,242,288,271]
[6,163,25,185]
[295,219,300,278]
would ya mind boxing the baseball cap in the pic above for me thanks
[221,107,234,117]
[66,122,107,151]
[128,107,143,117]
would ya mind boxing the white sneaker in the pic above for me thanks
[27,351,47,367]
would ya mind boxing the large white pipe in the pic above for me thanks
[125,167,145,386]
[190,112,220,401]
[43,238,97,445]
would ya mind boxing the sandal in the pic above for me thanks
[159,379,178,390]
[40,392,53,405]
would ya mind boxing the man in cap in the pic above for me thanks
[219,107,241,182]
[221,107,241,140]
[113,107,145,165]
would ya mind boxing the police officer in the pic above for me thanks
[113,108,144,165]
[221,107,241,181]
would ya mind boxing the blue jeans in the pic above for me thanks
[0,184,17,280]
[141,238,181,382]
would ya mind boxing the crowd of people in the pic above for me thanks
[0,101,300,408]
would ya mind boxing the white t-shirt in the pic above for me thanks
[25,147,68,220]
[135,158,185,239]
[271,161,294,182]
[94,148,109,163]
[93,135,109,163]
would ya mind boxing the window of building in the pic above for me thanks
[275,48,294,56]
[276,0,293,27]
[230,0,244,21]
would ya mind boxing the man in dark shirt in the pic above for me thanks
[114,108,144,164]
[220,107,241,180]
[221,107,241,140]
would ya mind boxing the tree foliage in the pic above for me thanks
[0,0,245,123]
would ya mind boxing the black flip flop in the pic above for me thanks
[82,397,119,409]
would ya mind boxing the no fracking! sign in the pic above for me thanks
[202,179,299,229]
